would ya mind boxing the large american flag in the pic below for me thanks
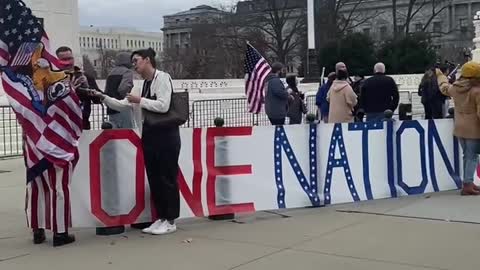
[1,0,82,182]
[244,43,272,114]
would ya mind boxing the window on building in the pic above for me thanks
[142,41,145,47]
[116,40,118,49]
[363,28,370,36]
[460,19,468,32]
[433,22,441,33]
[380,26,388,39]
[95,38,99,47]
[415,23,423,32]
[94,60,97,67]
[176,19,180,23]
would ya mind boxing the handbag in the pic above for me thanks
[142,75,189,127]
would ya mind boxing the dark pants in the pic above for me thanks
[82,101,92,130]
[269,117,285,125]
[142,126,181,221]
[423,101,444,120]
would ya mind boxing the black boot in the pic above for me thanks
[33,229,46,244]
[53,233,75,247]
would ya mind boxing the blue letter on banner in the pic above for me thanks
[348,122,384,200]
[396,121,429,195]
[427,120,462,189]
[274,125,321,208]
[324,124,360,205]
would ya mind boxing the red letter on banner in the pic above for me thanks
[89,130,145,227]
[177,128,205,217]
[206,127,255,216]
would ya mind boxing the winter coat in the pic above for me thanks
[361,73,399,113]
[418,69,447,105]
[287,90,307,124]
[316,81,332,117]
[441,78,480,139]
[327,80,358,123]
[264,73,289,119]
[105,52,134,115]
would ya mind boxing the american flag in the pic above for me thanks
[244,43,272,114]
[1,0,82,182]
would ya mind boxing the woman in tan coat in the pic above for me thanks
[327,68,358,123]
[439,61,480,195]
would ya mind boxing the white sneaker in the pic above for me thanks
[142,219,165,234]
[151,222,177,235]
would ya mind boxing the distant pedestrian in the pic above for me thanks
[327,63,358,123]
[316,72,335,123]
[361,63,399,122]
[265,62,289,125]
[105,52,135,129]
[438,61,480,196]
[286,75,307,124]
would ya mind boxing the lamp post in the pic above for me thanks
[473,11,480,61]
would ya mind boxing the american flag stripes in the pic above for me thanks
[244,43,272,114]
[10,42,37,66]
[1,0,82,182]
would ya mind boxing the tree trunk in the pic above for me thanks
[392,0,398,40]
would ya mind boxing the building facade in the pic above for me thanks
[162,5,228,50]
[79,26,163,76]
[340,0,480,62]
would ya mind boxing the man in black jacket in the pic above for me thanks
[361,63,399,122]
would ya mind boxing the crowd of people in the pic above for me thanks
[15,44,480,247]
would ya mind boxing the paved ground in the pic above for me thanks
[1,158,480,270]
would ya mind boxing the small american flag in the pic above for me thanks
[10,42,37,66]
[244,43,272,114]
[1,0,82,183]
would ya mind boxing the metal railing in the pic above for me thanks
[0,91,428,157]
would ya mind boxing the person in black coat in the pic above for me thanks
[361,63,399,122]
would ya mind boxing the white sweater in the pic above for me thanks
[102,70,172,133]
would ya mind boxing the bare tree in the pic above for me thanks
[242,0,307,65]
[395,0,451,38]
[335,0,385,35]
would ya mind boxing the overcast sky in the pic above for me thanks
[78,0,237,32]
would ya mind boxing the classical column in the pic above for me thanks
[473,11,480,62]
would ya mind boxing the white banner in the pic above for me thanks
[71,120,462,228]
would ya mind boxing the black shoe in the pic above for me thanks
[53,233,75,247]
[33,229,46,244]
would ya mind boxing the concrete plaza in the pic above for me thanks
[1,157,479,270]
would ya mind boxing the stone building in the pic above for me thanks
[340,0,480,61]
[162,5,228,50]
[79,26,163,77]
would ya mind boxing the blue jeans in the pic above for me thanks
[366,112,385,122]
[459,138,480,184]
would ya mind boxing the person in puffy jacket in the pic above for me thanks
[439,61,480,196]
